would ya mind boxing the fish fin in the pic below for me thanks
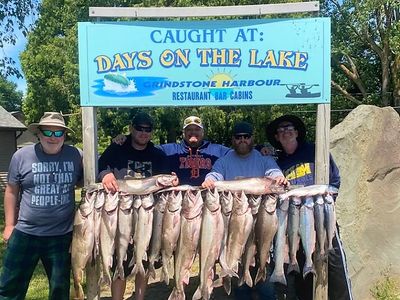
[287,262,300,274]
[223,277,232,295]
[269,272,287,286]
[192,287,202,300]
[303,266,316,279]
[143,252,148,261]
[255,267,266,285]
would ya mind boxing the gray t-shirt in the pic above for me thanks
[8,143,83,236]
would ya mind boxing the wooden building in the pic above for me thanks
[0,106,27,190]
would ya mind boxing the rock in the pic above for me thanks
[330,105,400,299]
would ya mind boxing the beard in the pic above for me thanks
[233,141,253,156]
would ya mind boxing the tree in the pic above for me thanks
[0,0,40,78]
[0,75,23,111]
[326,0,400,107]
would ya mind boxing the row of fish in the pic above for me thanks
[71,175,337,300]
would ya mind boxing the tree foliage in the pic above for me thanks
[326,0,400,107]
[18,0,400,149]
[0,75,23,111]
[0,0,40,78]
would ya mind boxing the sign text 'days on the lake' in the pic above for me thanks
[78,18,330,107]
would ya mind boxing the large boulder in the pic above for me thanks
[330,105,400,299]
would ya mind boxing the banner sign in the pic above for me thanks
[78,18,330,107]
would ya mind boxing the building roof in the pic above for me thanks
[0,106,26,130]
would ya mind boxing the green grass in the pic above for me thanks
[0,191,83,299]
[371,271,400,300]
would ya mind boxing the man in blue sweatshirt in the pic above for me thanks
[159,115,231,185]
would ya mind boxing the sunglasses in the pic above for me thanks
[40,129,65,137]
[234,134,251,140]
[133,125,152,133]
[276,125,295,133]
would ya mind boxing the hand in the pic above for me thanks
[171,172,179,186]
[274,176,289,186]
[260,146,274,156]
[102,173,119,193]
[112,134,127,145]
[3,225,14,244]
[201,179,216,189]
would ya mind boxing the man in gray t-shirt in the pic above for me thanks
[0,112,83,300]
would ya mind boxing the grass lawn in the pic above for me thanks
[0,191,83,300]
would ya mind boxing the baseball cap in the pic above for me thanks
[183,116,203,129]
[232,121,253,135]
[131,112,154,127]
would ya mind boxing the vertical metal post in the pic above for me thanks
[314,103,330,300]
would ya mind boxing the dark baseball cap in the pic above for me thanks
[232,121,253,135]
[131,112,154,127]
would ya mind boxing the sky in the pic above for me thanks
[6,30,28,93]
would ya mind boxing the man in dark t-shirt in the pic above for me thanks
[98,111,172,300]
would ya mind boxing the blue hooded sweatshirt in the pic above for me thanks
[159,140,230,186]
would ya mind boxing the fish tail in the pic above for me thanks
[255,267,266,285]
[147,262,156,280]
[102,271,112,287]
[72,280,85,300]
[303,266,316,279]
[269,271,287,286]
[244,270,253,287]
[161,265,170,285]
[223,277,231,295]
[287,261,300,274]
[113,264,125,281]
[192,287,202,300]
[168,288,185,300]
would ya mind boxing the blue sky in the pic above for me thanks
[6,30,28,93]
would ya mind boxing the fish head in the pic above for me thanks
[220,191,233,214]
[132,195,142,209]
[104,192,120,212]
[94,191,106,209]
[205,189,220,211]
[167,191,183,211]
[182,190,203,217]
[232,191,249,214]
[248,194,262,215]
[156,174,179,188]
[141,193,155,209]
[263,194,278,213]
[155,193,168,212]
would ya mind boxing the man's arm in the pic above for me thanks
[3,183,20,242]
[329,154,341,188]
[264,156,288,186]
[98,144,120,193]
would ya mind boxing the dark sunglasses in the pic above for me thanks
[40,129,65,137]
[134,125,152,133]
[234,134,251,140]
